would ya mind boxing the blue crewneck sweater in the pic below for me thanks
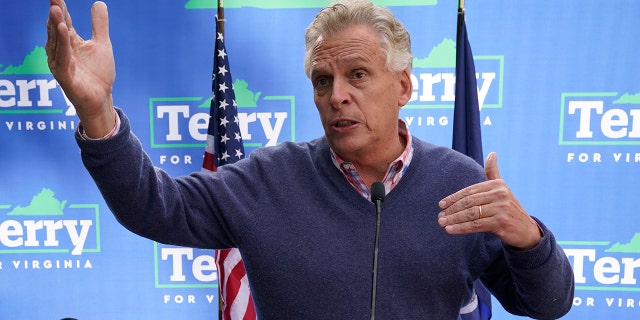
[77,109,573,319]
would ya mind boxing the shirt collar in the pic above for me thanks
[330,119,414,198]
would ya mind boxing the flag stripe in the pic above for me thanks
[224,252,247,319]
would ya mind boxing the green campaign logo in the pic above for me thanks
[1,46,77,133]
[0,46,51,75]
[407,38,503,110]
[155,243,221,304]
[562,233,640,292]
[560,92,640,146]
[0,188,100,271]
[149,79,294,150]
[562,234,640,309]
[184,0,437,9]
[401,38,503,131]
[154,243,218,290]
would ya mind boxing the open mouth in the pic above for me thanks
[334,120,357,127]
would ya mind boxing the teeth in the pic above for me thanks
[335,121,354,127]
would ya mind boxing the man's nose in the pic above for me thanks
[329,78,351,109]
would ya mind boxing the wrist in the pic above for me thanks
[80,109,119,140]
[78,95,116,139]
[513,218,544,251]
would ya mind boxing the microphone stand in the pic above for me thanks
[370,182,385,320]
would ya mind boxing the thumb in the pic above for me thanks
[91,1,110,43]
[484,152,501,180]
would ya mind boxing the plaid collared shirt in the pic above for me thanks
[330,119,414,200]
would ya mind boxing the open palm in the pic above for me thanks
[46,0,115,133]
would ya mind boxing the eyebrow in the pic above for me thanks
[310,54,372,76]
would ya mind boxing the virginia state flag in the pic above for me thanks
[452,7,483,165]
[453,6,493,320]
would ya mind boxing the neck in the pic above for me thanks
[343,134,406,187]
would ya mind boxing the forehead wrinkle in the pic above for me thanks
[311,35,381,75]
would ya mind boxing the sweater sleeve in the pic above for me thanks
[482,217,575,319]
[75,108,237,249]
[421,142,574,318]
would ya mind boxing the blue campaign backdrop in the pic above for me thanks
[1,1,639,319]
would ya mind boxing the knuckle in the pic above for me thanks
[495,187,510,198]
[465,208,476,220]
[469,219,483,230]
[498,201,516,213]
[460,197,474,208]
[494,213,509,225]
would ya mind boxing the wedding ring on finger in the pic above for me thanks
[478,205,483,219]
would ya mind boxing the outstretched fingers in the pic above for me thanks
[52,0,73,25]
[46,4,72,79]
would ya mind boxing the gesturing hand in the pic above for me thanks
[437,152,542,250]
[46,0,115,138]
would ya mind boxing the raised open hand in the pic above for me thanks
[46,0,115,137]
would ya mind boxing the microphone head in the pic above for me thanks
[371,182,385,202]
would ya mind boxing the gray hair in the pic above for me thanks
[303,0,413,78]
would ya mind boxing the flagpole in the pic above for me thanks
[210,2,256,319]
[217,3,225,320]
[218,0,225,35]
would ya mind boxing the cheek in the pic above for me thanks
[313,99,330,122]
[366,103,397,126]
[313,95,322,111]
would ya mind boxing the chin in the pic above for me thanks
[329,139,366,157]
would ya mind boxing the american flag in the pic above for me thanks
[202,15,256,320]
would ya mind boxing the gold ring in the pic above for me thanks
[478,205,483,219]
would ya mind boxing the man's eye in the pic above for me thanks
[315,78,329,87]
[354,71,365,79]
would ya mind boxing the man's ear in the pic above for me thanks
[397,69,413,106]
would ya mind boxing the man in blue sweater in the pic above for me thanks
[46,0,574,318]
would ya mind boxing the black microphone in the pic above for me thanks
[370,181,385,320]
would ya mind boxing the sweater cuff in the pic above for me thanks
[75,108,132,160]
[77,109,121,140]
[502,217,557,270]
